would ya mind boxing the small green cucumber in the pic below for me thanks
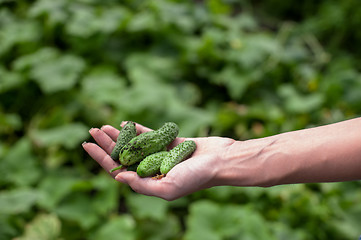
[137,151,169,177]
[109,164,124,173]
[109,162,140,173]
[160,140,196,175]
[120,122,179,166]
[110,121,137,161]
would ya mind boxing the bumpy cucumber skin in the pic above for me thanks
[110,121,137,160]
[160,140,196,175]
[137,151,169,177]
[120,122,179,166]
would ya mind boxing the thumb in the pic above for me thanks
[114,171,175,199]
[115,171,137,184]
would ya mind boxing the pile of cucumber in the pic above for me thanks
[109,121,196,178]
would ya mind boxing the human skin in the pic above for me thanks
[82,118,361,201]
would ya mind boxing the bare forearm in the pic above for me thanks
[219,118,361,187]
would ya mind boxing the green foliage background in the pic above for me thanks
[1,0,361,239]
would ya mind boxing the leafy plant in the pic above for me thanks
[1,0,360,239]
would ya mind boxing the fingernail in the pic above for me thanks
[89,128,99,134]
[121,120,132,126]
[82,141,87,146]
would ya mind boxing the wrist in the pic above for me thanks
[215,136,280,187]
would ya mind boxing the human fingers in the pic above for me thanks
[115,171,184,200]
[100,125,120,141]
[89,128,115,155]
[82,142,121,177]
[120,121,153,135]
[168,137,187,150]
[115,155,215,200]
[101,121,153,142]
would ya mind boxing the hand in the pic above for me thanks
[82,122,235,200]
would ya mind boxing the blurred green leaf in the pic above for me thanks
[332,195,361,239]
[137,214,181,240]
[0,215,18,240]
[0,112,22,133]
[271,222,309,240]
[185,200,276,240]
[13,48,85,93]
[66,4,130,37]
[13,47,57,70]
[120,68,174,113]
[31,123,88,149]
[14,213,61,240]
[0,143,4,158]
[55,193,99,229]
[64,4,95,37]
[36,173,81,211]
[0,188,39,215]
[90,215,136,240]
[0,138,40,187]
[29,0,69,26]
[211,66,252,99]
[125,53,181,81]
[126,194,169,221]
[31,54,85,93]
[207,0,231,15]
[90,173,120,216]
[0,17,40,56]
[152,0,195,32]
[81,66,126,105]
[165,100,214,137]
[127,11,157,32]
[226,33,280,69]
[0,66,26,93]
[278,84,324,114]
[1,1,361,239]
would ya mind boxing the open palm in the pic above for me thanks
[83,122,234,200]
